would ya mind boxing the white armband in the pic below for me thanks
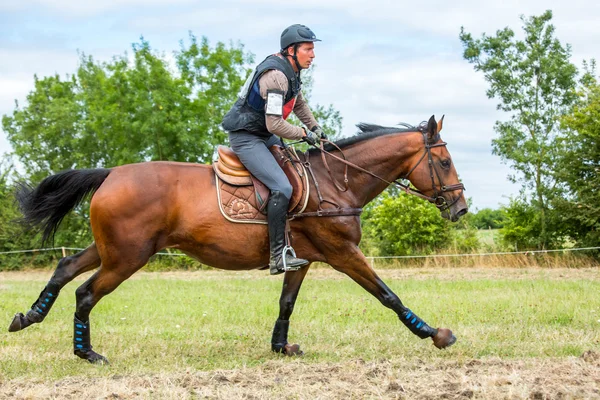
[265,90,284,116]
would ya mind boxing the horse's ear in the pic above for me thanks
[427,115,437,140]
[437,114,445,134]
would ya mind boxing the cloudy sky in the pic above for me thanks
[1,0,598,210]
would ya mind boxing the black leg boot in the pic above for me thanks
[268,191,309,275]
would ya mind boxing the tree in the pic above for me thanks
[499,197,543,250]
[0,161,55,270]
[2,34,253,182]
[554,62,600,250]
[284,66,343,150]
[2,34,254,247]
[297,67,343,140]
[459,10,578,248]
[470,207,506,230]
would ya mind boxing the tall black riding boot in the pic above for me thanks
[268,191,309,275]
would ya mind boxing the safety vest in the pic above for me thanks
[221,55,301,135]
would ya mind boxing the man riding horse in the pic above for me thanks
[222,24,325,275]
[8,26,467,363]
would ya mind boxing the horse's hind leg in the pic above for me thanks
[271,265,310,356]
[72,245,153,364]
[8,244,101,332]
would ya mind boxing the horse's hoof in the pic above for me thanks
[283,343,303,356]
[8,313,26,332]
[432,328,457,349]
[88,354,109,365]
[75,350,110,365]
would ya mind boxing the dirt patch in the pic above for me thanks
[372,266,600,282]
[1,356,599,399]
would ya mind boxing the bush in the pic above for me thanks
[361,189,479,256]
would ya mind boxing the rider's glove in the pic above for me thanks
[302,128,320,146]
[311,125,327,140]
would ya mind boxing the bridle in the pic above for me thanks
[304,127,465,215]
[402,129,465,214]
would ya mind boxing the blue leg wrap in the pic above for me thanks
[26,282,60,323]
[400,309,437,339]
[73,314,92,353]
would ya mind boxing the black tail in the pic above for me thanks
[16,169,111,246]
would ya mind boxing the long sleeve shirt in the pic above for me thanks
[258,69,318,140]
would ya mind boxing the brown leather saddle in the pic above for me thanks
[213,145,309,224]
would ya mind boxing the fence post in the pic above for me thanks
[61,247,66,258]
[368,257,374,269]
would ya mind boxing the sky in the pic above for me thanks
[1,0,598,210]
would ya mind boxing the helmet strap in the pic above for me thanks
[286,44,303,72]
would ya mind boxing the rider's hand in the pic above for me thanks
[312,125,327,140]
[302,128,320,146]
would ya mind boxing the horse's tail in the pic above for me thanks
[16,168,112,246]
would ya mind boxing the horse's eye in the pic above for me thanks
[441,159,451,169]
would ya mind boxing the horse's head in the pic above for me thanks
[404,115,468,221]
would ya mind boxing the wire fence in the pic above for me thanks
[363,246,600,268]
[2,246,598,258]
[0,247,189,256]
[365,246,600,260]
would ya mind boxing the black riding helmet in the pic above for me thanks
[280,24,321,50]
[280,24,321,71]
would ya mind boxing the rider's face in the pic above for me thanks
[288,42,315,70]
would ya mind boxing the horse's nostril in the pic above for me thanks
[456,208,468,218]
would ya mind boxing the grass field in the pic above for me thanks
[1,267,599,399]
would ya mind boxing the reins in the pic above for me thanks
[291,129,465,214]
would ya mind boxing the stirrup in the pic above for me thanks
[281,245,303,272]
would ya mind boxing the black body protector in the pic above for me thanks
[221,55,301,135]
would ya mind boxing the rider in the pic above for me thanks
[221,24,326,275]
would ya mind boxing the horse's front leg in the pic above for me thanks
[328,246,455,349]
[271,264,310,356]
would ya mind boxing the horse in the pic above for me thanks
[8,115,467,364]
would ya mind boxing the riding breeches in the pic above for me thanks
[228,131,293,200]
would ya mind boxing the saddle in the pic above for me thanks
[213,145,309,224]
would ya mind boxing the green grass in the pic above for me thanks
[1,269,599,381]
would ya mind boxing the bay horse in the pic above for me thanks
[9,115,467,364]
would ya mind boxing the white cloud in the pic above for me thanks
[0,49,79,76]
[0,79,32,103]
[0,49,80,156]
[0,0,198,17]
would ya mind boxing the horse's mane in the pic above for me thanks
[308,122,424,154]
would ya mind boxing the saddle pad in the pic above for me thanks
[215,148,310,224]
[216,175,268,224]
